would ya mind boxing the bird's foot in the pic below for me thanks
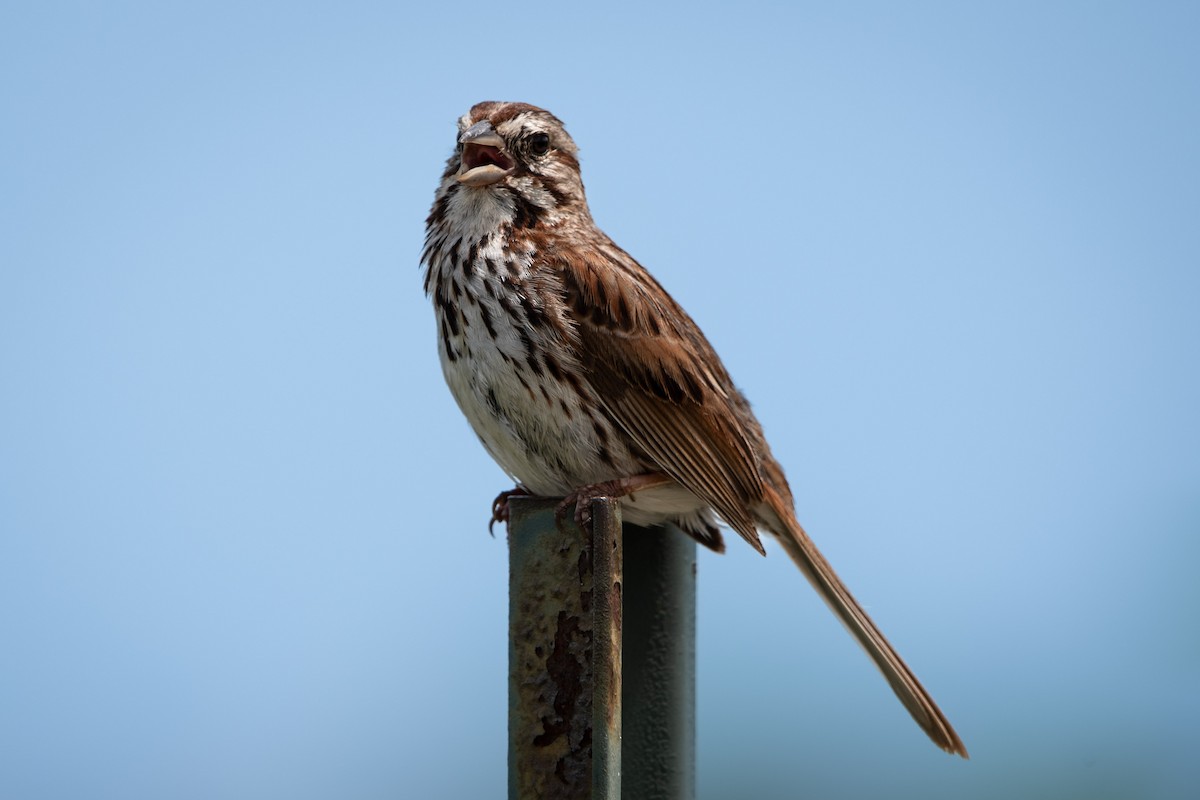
[489,485,533,535]
[554,472,674,530]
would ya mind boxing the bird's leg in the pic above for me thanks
[555,472,675,530]
[490,485,534,534]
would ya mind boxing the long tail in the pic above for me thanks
[760,485,968,758]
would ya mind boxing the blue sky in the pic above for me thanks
[2,2,1198,798]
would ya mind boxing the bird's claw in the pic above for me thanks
[553,479,623,532]
[489,486,532,535]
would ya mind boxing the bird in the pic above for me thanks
[421,100,967,758]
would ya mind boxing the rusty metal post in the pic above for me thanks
[508,497,697,800]
[508,497,623,800]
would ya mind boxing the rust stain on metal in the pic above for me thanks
[606,574,623,728]
[531,610,586,748]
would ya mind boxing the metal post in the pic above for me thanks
[621,523,696,800]
[508,497,697,800]
[508,498,623,800]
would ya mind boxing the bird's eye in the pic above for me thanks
[528,132,550,156]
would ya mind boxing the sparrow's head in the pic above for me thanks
[445,101,587,213]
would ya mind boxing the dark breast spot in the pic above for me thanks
[485,386,501,415]
[519,327,544,377]
[440,318,458,362]
[435,284,460,337]
[543,351,564,381]
[478,303,497,338]
[512,196,543,230]
[596,442,616,469]
[519,293,548,329]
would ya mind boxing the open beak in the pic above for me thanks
[457,120,514,187]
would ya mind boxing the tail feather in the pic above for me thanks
[760,486,968,758]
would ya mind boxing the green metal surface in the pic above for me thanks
[622,524,696,800]
[508,497,697,800]
[508,498,623,800]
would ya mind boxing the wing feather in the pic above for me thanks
[556,245,766,552]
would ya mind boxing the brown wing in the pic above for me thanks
[555,243,767,554]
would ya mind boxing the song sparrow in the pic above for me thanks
[421,101,967,757]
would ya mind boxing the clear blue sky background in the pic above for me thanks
[2,2,1197,798]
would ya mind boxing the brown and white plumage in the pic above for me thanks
[422,101,967,757]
